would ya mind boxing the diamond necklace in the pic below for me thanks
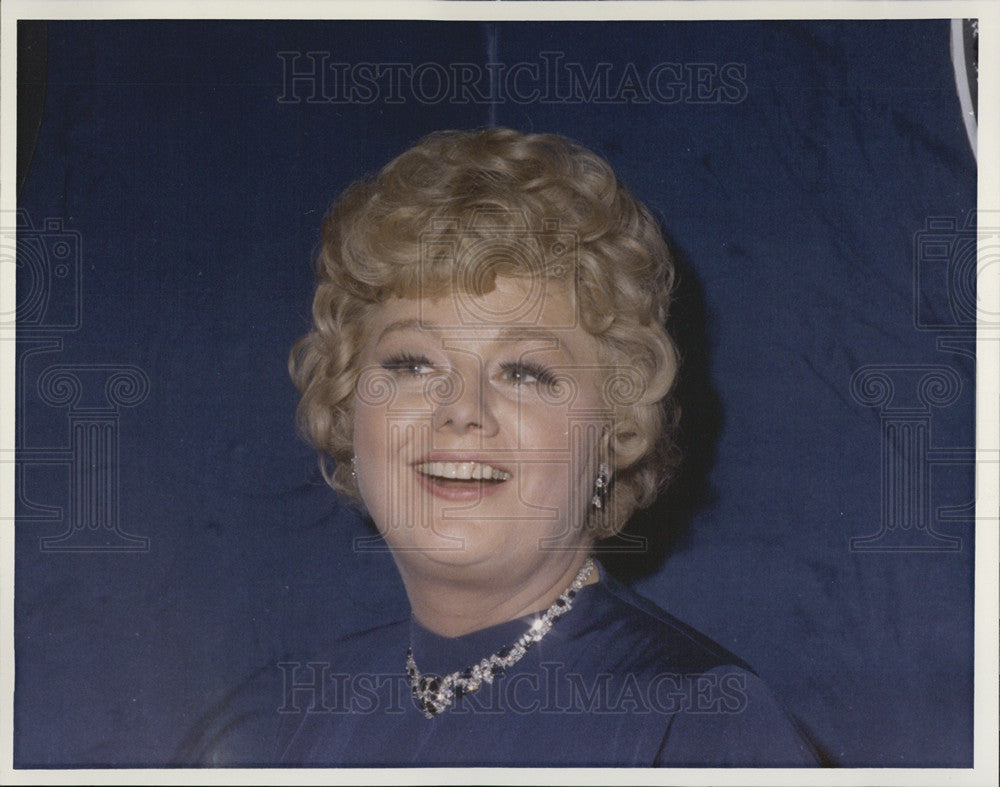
[406,558,595,719]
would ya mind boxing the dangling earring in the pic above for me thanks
[350,456,358,480]
[591,462,611,509]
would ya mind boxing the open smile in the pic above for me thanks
[412,459,512,501]
[415,461,511,482]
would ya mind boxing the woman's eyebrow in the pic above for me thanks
[495,327,577,360]
[375,320,577,360]
[495,327,559,344]
[376,318,436,344]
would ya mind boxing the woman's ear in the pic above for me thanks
[597,421,620,475]
[608,422,647,470]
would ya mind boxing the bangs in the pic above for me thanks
[356,209,579,303]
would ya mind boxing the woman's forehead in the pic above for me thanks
[365,278,602,366]
[376,275,580,330]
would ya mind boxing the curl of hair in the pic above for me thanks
[289,127,681,538]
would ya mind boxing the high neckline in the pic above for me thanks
[407,561,604,678]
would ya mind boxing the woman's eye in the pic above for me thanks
[381,354,435,375]
[506,366,536,384]
[501,362,557,387]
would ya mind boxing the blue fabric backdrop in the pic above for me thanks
[14,19,976,767]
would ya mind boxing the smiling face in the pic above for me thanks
[353,276,611,584]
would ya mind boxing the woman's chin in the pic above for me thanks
[382,523,514,569]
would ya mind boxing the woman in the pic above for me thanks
[183,128,818,766]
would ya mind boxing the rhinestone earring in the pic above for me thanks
[350,456,358,479]
[591,462,611,509]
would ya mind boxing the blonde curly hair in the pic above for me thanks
[289,127,680,538]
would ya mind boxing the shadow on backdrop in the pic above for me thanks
[600,238,723,583]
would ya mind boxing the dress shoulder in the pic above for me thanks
[591,568,820,766]
[590,567,753,674]
[174,618,409,766]
[654,665,820,766]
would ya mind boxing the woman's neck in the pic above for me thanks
[395,553,598,638]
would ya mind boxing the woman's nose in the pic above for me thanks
[431,361,499,436]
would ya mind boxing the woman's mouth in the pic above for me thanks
[413,460,511,501]
[414,461,511,482]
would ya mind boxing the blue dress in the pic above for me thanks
[180,562,819,766]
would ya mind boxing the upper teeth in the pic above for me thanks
[416,461,511,481]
